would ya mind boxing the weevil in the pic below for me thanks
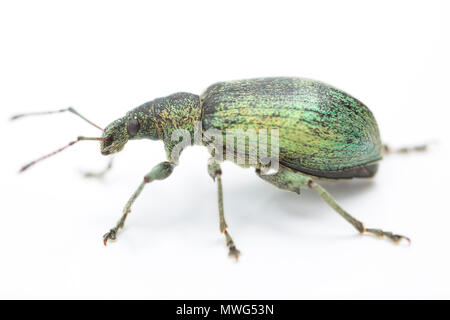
[12,77,427,260]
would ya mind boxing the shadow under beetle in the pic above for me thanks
[12,77,427,260]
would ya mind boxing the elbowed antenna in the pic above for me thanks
[19,136,105,173]
[10,107,104,132]
[11,107,107,172]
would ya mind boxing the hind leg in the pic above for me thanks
[256,166,410,243]
[384,144,428,154]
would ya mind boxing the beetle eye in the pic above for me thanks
[127,119,140,137]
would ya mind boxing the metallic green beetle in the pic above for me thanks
[15,77,423,260]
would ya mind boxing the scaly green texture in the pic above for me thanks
[201,77,383,178]
[101,92,201,161]
[100,77,382,178]
[131,92,201,161]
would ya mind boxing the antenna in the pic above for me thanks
[19,136,105,173]
[11,107,104,132]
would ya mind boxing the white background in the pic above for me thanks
[0,0,449,299]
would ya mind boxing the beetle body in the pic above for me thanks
[105,77,383,180]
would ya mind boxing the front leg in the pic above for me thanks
[103,161,176,245]
[208,158,241,260]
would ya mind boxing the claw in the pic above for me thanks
[388,233,411,244]
[364,228,411,245]
[224,230,240,261]
[103,229,117,246]
[228,246,241,261]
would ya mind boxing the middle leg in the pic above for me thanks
[208,158,241,260]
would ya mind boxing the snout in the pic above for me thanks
[101,149,112,156]
[100,140,126,156]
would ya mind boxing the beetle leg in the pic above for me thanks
[83,156,114,179]
[256,165,410,244]
[103,161,176,245]
[310,181,410,244]
[208,158,241,261]
[383,144,428,154]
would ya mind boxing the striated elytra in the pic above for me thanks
[201,77,382,179]
[15,77,424,260]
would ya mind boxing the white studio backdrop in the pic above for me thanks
[0,0,449,299]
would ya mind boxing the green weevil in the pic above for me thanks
[13,77,427,260]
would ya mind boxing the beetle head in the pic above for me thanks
[101,108,160,155]
[101,117,128,155]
